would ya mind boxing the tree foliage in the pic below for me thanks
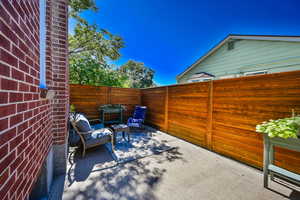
[68,0,156,88]
[119,60,156,88]
[68,0,124,62]
[69,23,124,63]
[70,56,129,87]
[69,0,98,16]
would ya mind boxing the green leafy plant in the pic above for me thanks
[70,104,76,113]
[256,116,300,139]
[70,56,129,87]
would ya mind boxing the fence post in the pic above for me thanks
[164,86,169,132]
[207,81,213,150]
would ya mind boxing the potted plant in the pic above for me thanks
[256,114,300,140]
[257,111,300,187]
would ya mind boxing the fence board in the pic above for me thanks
[141,87,166,130]
[211,70,300,173]
[70,84,141,121]
[142,70,300,174]
[168,83,209,148]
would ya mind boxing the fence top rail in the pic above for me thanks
[141,70,300,90]
[212,69,300,84]
[70,84,140,91]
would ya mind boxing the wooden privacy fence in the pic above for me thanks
[141,70,300,174]
[70,70,300,174]
[70,84,141,121]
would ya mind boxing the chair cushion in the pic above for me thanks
[85,128,113,148]
[84,128,112,141]
[75,114,92,132]
[91,128,112,139]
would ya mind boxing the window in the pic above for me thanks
[227,41,235,50]
[244,70,268,76]
[188,77,213,83]
[39,0,46,89]
[219,74,236,79]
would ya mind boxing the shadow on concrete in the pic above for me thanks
[267,187,300,200]
[60,144,185,200]
[266,178,300,200]
[68,146,116,185]
[105,130,175,163]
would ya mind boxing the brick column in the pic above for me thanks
[50,0,69,176]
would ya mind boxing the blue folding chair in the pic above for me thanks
[127,106,147,129]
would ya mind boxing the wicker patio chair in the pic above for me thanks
[70,113,114,157]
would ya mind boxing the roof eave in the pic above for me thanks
[177,35,231,79]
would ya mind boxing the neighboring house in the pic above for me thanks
[0,1,69,199]
[177,34,300,83]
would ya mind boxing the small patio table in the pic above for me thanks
[99,104,124,125]
[111,124,131,144]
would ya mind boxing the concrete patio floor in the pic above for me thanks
[50,129,300,200]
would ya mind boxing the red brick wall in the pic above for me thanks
[50,0,69,145]
[0,0,68,199]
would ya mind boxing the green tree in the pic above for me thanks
[69,0,128,87]
[69,0,98,16]
[119,60,156,88]
[68,1,156,88]
[70,55,129,87]
[69,0,124,63]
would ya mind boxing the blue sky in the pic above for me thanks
[69,0,300,85]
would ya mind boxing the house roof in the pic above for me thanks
[177,34,300,80]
